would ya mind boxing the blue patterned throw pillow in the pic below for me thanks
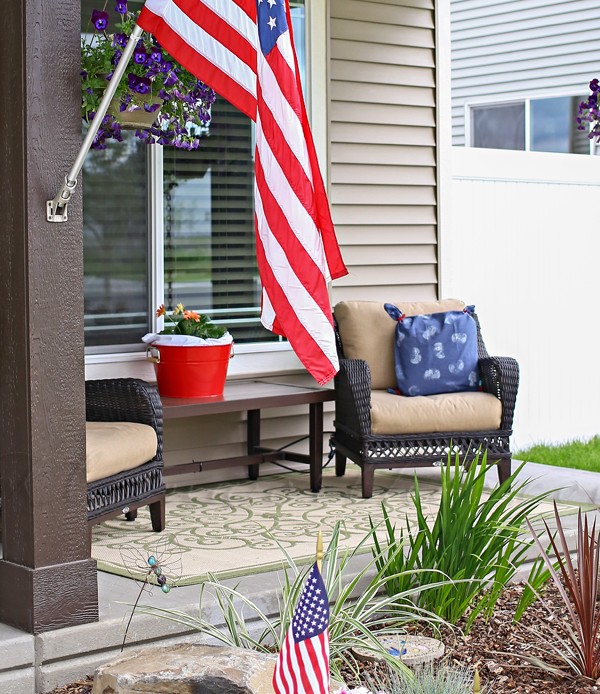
[384,303,480,397]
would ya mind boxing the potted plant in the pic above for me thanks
[81,2,216,150]
[144,304,234,398]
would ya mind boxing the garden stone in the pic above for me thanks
[91,643,346,693]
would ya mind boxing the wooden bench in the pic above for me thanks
[161,378,335,492]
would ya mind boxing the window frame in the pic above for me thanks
[85,0,326,378]
[465,91,594,154]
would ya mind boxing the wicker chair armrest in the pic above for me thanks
[479,356,519,431]
[85,378,164,457]
[334,358,372,436]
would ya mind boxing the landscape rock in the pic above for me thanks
[91,643,346,693]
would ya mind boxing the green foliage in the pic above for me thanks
[364,662,481,693]
[514,436,600,473]
[526,503,600,679]
[158,303,227,339]
[135,522,451,683]
[512,549,554,624]
[371,453,551,631]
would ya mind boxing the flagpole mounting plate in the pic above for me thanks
[47,177,78,223]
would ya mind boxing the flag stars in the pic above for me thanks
[268,16,277,29]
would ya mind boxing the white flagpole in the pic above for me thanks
[47,23,144,223]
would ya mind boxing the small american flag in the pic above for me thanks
[137,0,348,386]
[273,562,330,693]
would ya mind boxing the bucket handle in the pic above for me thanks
[146,345,161,364]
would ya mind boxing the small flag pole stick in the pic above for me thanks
[46,23,144,223]
[316,531,323,574]
[473,665,481,693]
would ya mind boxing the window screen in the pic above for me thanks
[472,103,525,150]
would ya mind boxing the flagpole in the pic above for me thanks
[46,23,144,223]
[316,531,323,574]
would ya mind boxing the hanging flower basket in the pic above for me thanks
[81,4,215,150]
[108,96,163,130]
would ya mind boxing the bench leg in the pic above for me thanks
[150,497,166,532]
[361,465,375,499]
[335,452,346,477]
[247,409,260,480]
[309,403,324,493]
[125,509,138,522]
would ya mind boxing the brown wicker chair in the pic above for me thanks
[86,378,166,531]
[331,300,519,498]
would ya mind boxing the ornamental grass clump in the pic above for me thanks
[134,522,450,684]
[526,503,600,680]
[82,1,215,149]
[371,453,552,632]
[361,661,482,694]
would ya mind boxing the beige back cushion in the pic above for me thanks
[86,421,158,484]
[334,299,466,390]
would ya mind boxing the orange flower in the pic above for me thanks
[156,304,166,317]
[183,310,200,322]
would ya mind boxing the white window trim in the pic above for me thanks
[85,0,325,381]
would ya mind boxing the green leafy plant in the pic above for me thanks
[513,548,555,623]
[134,522,451,683]
[526,502,600,679]
[156,303,227,340]
[371,453,551,631]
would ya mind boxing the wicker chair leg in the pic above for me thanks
[125,509,138,521]
[361,465,375,499]
[150,497,166,532]
[498,458,512,485]
[335,452,347,477]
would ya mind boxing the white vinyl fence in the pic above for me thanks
[444,146,600,451]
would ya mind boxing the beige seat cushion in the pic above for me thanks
[86,421,158,484]
[334,299,466,390]
[371,389,502,435]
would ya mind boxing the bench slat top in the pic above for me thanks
[161,378,334,418]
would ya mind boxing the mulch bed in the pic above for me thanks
[47,581,599,693]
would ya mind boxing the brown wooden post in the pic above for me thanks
[0,0,99,632]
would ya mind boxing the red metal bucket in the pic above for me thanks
[146,343,232,398]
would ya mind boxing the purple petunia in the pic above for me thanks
[163,71,178,88]
[91,9,109,31]
[113,32,128,48]
[126,73,152,95]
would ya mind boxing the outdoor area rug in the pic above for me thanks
[91,466,576,586]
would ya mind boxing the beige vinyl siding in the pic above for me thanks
[329,0,439,305]
[451,0,600,145]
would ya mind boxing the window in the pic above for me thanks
[469,95,590,154]
[82,0,307,352]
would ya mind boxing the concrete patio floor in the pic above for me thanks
[1,461,598,694]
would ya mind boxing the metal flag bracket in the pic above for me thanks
[46,24,144,223]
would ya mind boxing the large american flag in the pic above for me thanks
[137,0,348,385]
[273,562,330,693]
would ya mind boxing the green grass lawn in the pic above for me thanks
[514,436,600,472]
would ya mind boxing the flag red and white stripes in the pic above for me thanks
[272,562,330,694]
[138,0,348,385]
